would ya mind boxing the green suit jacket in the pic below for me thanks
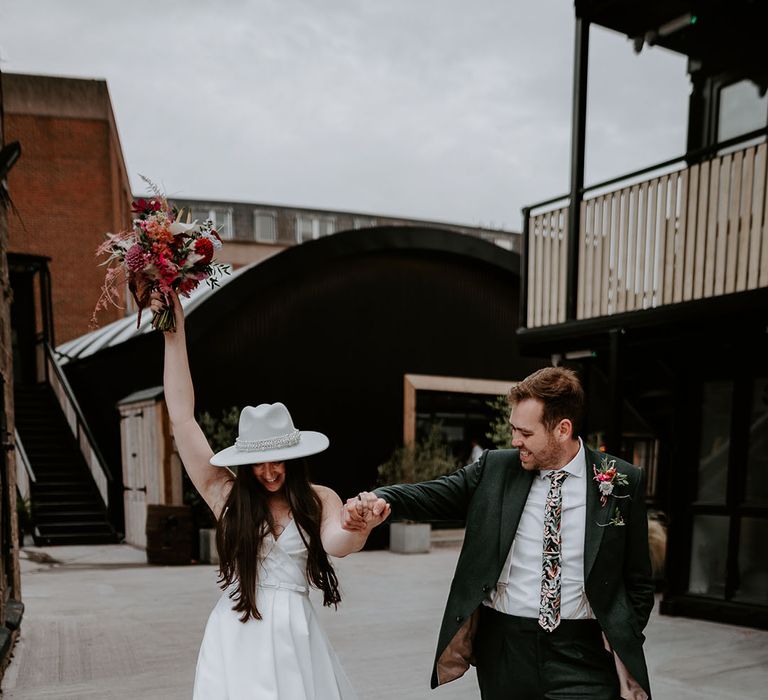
[375,446,654,697]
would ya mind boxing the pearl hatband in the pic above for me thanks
[235,429,301,452]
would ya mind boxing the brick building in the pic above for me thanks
[170,197,520,271]
[4,74,125,552]
[0,70,24,679]
[4,73,132,346]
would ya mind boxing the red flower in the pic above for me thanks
[178,277,201,295]
[131,198,163,215]
[194,238,214,265]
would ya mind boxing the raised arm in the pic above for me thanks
[151,291,233,519]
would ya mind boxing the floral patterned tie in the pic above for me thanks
[539,470,569,631]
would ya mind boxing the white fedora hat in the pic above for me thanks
[209,403,329,467]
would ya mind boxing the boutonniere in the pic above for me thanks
[592,456,629,507]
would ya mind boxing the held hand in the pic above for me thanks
[340,492,390,532]
[341,499,368,531]
[149,289,184,334]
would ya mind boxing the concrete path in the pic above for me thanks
[3,544,767,699]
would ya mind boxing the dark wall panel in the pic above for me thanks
[66,229,545,512]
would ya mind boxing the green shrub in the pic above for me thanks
[486,394,512,449]
[185,406,241,529]
[198,406,240,453]
[377,423,459,486]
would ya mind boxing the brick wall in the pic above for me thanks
[5,74,132,344]
[0,68,22,679]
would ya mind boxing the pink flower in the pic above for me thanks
[592,458,629,507]
[124,244,147,273]
[155,254,179,287]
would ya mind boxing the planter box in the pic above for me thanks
[389,522,431,554]
[199,528,219,565]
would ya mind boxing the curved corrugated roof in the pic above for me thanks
[58,226,520,365]
[56,264,243,363]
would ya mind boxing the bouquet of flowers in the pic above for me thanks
[93,179,229,332]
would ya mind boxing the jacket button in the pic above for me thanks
[456,615,463,623]
[482,585,490,593]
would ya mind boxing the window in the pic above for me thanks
[697,381,732,504]
[717,80,768,143]
[295,215,336,243]
[253,211,277,243]
[745,378,768,505]
[189,207,235,240]
[353,217,377,230]
[296,215,315,243]
[689,514,729,598]
[685,376,768,604]
[320,216,336,237]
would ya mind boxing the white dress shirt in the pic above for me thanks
[486,439,592,619]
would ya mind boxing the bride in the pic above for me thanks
[152,291,388,699]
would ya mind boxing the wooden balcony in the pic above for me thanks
[525,140,768,329]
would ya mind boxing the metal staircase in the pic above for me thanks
[15,383,118,546]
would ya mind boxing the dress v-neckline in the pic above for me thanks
[273,516,294,543]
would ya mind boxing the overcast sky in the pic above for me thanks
[0,0,690,230]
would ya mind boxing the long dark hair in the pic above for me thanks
[215,460,341,622]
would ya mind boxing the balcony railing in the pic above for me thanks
[525,136,768,328]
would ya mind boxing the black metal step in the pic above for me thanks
[36,521,115,535]
[32,492,99,505]
[16,382,116,544]
[23,454,81,461]
[31,475,93,485]
[34,510,108,524]
[30,475,92,485]
[33,499,100,512]
[32,485,96,503]
[32,481,94,491]
[34,531,119,546]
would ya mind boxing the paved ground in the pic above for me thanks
[3,544,767,699]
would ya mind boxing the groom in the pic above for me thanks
[345,367,654,700]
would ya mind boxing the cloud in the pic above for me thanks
[0,0,689,229]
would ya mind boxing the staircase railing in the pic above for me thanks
[43,343,113,508]
[14,428,35,502]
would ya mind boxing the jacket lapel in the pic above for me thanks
[499,454,535,564]
[583,447,613,579]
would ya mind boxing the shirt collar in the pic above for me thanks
[537,437,585,480]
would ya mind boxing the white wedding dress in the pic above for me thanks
[193,518,358,699]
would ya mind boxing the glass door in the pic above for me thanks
[688,377,768,606]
